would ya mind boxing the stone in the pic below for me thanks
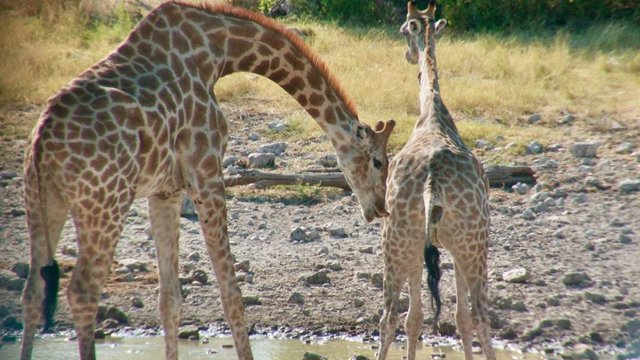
[234,260,251,272]
[512,301,528,312]
[498,327,518,340]
[584,292,607,305]
[0,270,25,291]
[242,296,262,306]
[521,209,536,220]
[502,268,529,283]
[475,139,492,150]
[572,142,601,158]
[0,171,18,180]
[530,191,549,204]
[527,113,542,124]
[181,197,197,217]
[556,318,572,330]
[624,319,640,337]
[94,329,107,339]
[371,273,383,288]
[563,272,593,288]
[248,133,260,141]
[187,251,201,262]
[10,262,29,279]
[301,271,330,285]
[512,182,530,194]
[328,226,348,238]
[526,141,544,154]
[258,142,287,156]
[187,269,208,285]
[118,258,149,273]
[105,306,128,324]
[290,227,321,243]
[267,121,287,132]
[619,234,633,244]
[359,246,374,254]
[558,114,575,125]
[438,321,457,337]
[223,155,238,168]
[353,299,365,308]
[101,318,120,329]
[61,245,77,257]
[303,352,327,360]
[131,297,144,308]
[316,154,337,168]
[615,142,633,154]
[178,325,199,339]
[9,208,25,217]
[288,292,305,305]
[570,193,588,205]
[619,179,640,194]
[248,152,275,168]
[350,355,369,360]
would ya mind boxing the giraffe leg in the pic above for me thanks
[148,192,183,360]
[467,264,495,360]
[404,268,424,360]
[20,185,69,360]
[377,266,404,360]
[188,179,253,360]
[453,263,474,360]
[67,194,132,360]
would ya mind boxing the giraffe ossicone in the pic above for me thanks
[376,2,495,360]
[19,2,394,360]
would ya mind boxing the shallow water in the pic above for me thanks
[0,335,541,360]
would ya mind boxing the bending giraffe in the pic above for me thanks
[20,2,395,360]
[376,2,494,360]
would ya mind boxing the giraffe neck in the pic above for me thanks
[415,22,463,148]
[111,2,360,151]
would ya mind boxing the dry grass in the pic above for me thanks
[1,4,639,151]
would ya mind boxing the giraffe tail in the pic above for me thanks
[26,126,60,333]
[423,176,442,330]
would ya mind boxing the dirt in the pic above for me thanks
[0,103,639,359]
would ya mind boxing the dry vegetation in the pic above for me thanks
[1,2,639,153]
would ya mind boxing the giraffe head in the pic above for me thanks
[339,119,396,222]
[400,1,448,64]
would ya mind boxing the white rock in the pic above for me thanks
[248,152,275,168]
[502,268,528,283]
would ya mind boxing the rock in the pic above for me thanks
[475,139,492,150]
[502,268,528,283]
[248,152,275,168]
[181,197,197,217]
[118,258,149,273]
[438,321,457,337]
[359,246,374,254]
[223,155,238,168]
[584,292,607,305]
[234,260,251,272]
[248,133,260,141]
[526,141,544,154]
[499,327,518,340]
[615,142,633,154]
[530,191,549,204]
[105,306,128,324]
[10,262,29,279]
[562,344,598,360]
[558,114,575,125]
[1,316,23,330]
[178,325,200,339]
[619,179,640,193]
[61,245,77,257]
[101,318,120,329]
[9,208,25,217]
[324,261,342,271]
[187,269,208,285]
[94,328,107,339]
[619,234,633,244]
[521,209,537,220]
[131,297,144,308]
[512,301,528,312]
[572,142,601,158]
[624,319,640,337]
[258,142,287,156]
[288,292,305,305]
[353,298,365,308]
[316,154,337,168]
[242,296,262,306]
[0,171,18,180]
[570,193,588,205]
[267,121,287,132]
[0,270,25,291]
[512,182,530,194]
[301,271,330,286]
[187,251,201,262]
[350,355,369,360]
[371,273,383,289]
[522,327,543,341]
[589,331,604,343]
[303,352,327,360]
[328,226,348,238]
[290,227,321,243]
[527,113,542,124]
[556,318,572,330]
[563,272,593,288]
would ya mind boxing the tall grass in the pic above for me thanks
[1,4,639,151]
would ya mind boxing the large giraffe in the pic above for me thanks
[20,2,395,360]
[376,2,494,360]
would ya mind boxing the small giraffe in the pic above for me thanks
[376,2,495,360]
[20,2,395,360]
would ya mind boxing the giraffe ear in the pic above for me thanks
[435,19,448,37]
[376,119,396,144]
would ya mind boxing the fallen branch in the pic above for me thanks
[224,165,535,190]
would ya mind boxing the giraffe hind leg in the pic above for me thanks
[405,268,424,360]
[377,267,404,360]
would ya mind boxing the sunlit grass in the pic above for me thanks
[1,4,639,151]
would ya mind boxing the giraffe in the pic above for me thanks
[376,2,495,360]
[19,2,396,360]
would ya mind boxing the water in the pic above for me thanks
[0,335,541,360]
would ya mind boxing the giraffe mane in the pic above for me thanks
[172,0,359,118]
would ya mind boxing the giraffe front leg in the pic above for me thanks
[377,266,404,360]
[453,263,474,360]
[405,268,424,360]
[149,192,183,360]
[190,181,253,360]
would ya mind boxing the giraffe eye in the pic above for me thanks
[373,158,383,169]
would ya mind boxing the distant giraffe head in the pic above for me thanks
[400,1,447,64]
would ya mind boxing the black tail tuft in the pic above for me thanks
[424,244,442,327]
[40,260,60,333]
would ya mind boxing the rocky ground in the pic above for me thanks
[0,103,639,360]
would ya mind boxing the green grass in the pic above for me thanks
[1,4,639,152]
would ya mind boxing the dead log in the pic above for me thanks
[224,165,535,190]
